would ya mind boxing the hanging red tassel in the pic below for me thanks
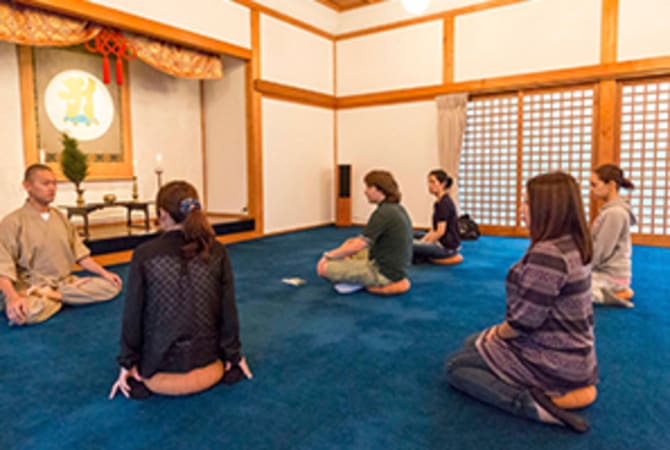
[115,57,124,85]
[85,28,136,85]
[102,55,111,84]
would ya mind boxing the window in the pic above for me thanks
[619,80,670,236]
[521,87,595,217]
[460,86,595,231]
[460,95,518,227]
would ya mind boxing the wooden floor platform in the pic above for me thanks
[81,215,255,256]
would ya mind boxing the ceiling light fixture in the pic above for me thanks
[401,0,430,15]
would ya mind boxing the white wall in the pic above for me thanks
[0,43,28,219]
[618,0,670,61]
[90,0,251,49]
[128,61,203,202]
[262,99,334,233]
[255,0,338,34]
[203,56,248,214]
[337,102,439,228]
[261,14,334,94]
[337,0,486,35]
[337,20,443,95]
[454,0,601,81]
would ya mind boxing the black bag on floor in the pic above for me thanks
[458,214,480,240]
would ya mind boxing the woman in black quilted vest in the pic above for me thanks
[109,180,252,399]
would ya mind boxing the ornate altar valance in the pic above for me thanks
[125,33,222,80]
[0,1,99,46]
[0,0,222,80]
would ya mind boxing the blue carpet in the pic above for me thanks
[1,226,668,450]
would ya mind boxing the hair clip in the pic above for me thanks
[179,198,201,218]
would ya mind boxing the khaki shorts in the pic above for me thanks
[323,257,391,287]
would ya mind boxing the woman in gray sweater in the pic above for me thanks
[589,164,637,308]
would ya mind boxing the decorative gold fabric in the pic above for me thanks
[0,1,99,46]
[125,33,222,80]
[0,2,221,79]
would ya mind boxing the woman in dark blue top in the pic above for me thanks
[412,169,461,263]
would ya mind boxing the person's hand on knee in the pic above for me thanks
[5,293,28,325]
[101,270,123,288]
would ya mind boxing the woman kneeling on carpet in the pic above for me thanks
[589,164,637,308]
[109,181,252,400]
[445,172,598,433]
[412,169,461,264]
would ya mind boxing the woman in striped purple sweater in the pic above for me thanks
[446,172,598,433]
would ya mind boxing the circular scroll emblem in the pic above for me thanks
[45,70,114,141]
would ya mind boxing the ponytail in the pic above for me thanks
[182,206,216,261]
[620,177,635,190]
[156,181,216,261]
[429,169,453,189]
[594,164,635,191]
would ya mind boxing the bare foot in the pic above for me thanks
[26,286,62,301]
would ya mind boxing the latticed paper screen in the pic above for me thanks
[459,95,519,227]
[520,88,595,217]
[619,80,670,236]
[460,87,595,229]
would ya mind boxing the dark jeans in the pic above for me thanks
[412,232,459,263]
[445,332,540,422]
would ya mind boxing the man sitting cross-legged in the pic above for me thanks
[0,164,122,326]
[317,170,412,294]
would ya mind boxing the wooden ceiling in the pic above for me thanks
[314,0,386,12]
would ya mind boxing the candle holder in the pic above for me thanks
[155,168,163,190]
[132,176,139,201]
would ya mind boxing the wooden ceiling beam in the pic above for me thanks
[313,0,385,13]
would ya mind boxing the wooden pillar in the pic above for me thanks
[247,10,263,233]
[592,0,620,220]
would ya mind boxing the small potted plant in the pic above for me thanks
[60,133,89,206]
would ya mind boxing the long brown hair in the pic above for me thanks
[156,181,215,261]
[527,172,592,264]
[364,170,401,203]
[594,163,635,190]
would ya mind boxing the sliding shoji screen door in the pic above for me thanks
[459,95,519,232]
[619,79,670,244]
[459,85,595,235]
[520,86,595,217]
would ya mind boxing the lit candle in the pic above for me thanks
[155,153,163,171]
[39,149,45,164]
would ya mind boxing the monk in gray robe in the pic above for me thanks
[0,164,122,325]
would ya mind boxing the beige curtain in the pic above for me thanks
[0,1,99,46]
[125,33,223,80]
[436,93,468,213]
